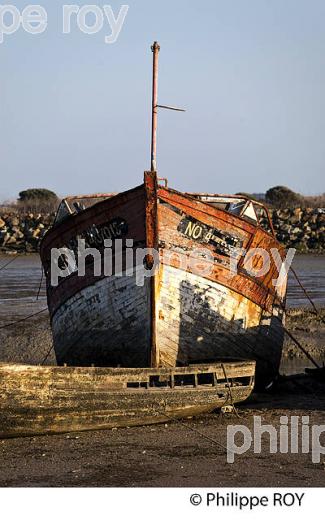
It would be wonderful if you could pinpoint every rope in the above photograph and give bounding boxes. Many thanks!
[36,267,44,301]
[161,412,235,456]
[290,266,319,316]
[0,255,18,271]
[160,367,245,456]
[260,264,323,370]
[221,363,240,418]
[273,314,320,369]
[40,343,54,365]
[0,308,48,330]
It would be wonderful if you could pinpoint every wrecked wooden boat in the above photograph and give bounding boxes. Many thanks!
[0,360,255,438]
[40,42,288,387]
[40,177,287,387]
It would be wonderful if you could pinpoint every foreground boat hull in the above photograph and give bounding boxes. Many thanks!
[0,361,255,438]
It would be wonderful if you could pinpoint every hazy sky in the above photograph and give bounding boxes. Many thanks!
[1,0,324,200]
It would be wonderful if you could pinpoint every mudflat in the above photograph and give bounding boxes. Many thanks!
[1,252,324,488]
[1,386,325,487]
[1,308,325,367]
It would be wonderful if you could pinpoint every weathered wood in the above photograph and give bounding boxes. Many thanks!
[0,361,255,438]
[144,171,159,368]
[155,194,286,384]
[157,189,286,308]
[40,176,287,386]
[51,271,151,367]
[41,185,147,315]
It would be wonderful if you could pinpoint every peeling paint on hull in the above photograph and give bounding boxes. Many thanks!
[155,265,284,385]
[51,269,151,367]
[40,174,287,386]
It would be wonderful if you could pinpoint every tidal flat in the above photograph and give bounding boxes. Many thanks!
[0,254,324,487]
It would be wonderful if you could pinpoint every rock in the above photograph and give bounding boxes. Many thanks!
[0,206,324,253]
[2,233,11,245]
[32,229,41,238]
[281,224,291,233]
[13,230,24,240]
[7,216,20,227]
[290,216,300,225]
[290,208,303,224]
[6,236,17,245]
[270,206,324,252]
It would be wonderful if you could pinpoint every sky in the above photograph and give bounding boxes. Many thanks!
[1,0,325,201]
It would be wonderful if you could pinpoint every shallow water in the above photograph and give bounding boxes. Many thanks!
[280,356,325,376]
[287,254,325,309]
[0,254,47,324]
[1,253,324,317]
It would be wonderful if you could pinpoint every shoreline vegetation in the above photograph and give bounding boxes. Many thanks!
[0,206,324,253]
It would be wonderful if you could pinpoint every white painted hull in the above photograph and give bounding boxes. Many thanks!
[52,269,151,367]
[155,265,284,383]
[52,265,284,385]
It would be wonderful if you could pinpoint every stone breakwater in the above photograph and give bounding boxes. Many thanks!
[271,207,325,252]
[0,207,324,252]
[0,213,54,252]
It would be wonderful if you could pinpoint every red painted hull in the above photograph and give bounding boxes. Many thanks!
[40,173,287,386]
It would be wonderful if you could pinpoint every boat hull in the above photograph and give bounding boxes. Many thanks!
[52,270,151,367]
[155,264,284,382]
[0,361,255,438]
[40,174,287,386]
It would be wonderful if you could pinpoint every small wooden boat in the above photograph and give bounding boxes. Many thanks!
[0,360,255,438]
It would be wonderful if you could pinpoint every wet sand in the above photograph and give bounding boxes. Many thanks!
[1,309,325,487]
[282,308,325,366]
[1,254,325,487]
